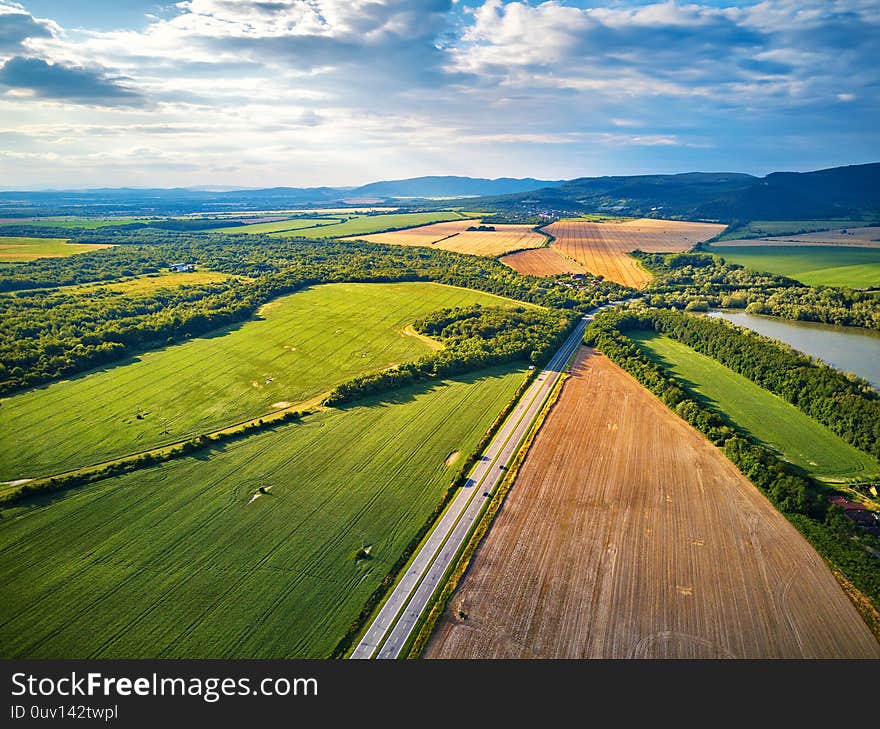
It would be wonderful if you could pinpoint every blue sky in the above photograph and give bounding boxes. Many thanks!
[0,0,877,188]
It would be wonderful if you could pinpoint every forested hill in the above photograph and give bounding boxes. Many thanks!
[460,163,880,222]
[2,163,877,221]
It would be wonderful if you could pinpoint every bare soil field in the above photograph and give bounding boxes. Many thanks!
[721,226,880,248]
[426,348,880,659]
[544,218,725,287]
[351,221,547,257]
[500,247,587,276]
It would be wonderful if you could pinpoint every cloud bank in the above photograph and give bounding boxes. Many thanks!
[0,0,877,186]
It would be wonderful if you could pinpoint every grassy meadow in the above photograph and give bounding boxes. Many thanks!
[0,365,526,658]
[0,236,112,261]
[709,245,880,288]
[78,270,235,294]
[631,332,880,482]
[0,282,525,480]
[715,220,873,242]
[206,217,342,234]
[269,212,466,239]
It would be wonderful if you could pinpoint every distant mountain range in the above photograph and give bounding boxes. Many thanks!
[466,163,880,221]
[0,165,877,222]
[0,176,563,216]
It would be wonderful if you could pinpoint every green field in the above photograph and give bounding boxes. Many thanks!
[0,218,147,230]
[630,331,880,481]
[715,219,872,242]
[206,217,341,234]
[0,236,112,261]
[0,364,526,658]
[0,282,525,480]
[270,211,466,239]
[708,245,880,288]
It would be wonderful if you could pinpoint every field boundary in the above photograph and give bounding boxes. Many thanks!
[0,395,325,505]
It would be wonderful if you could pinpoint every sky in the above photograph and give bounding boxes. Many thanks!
[0,0,877,188]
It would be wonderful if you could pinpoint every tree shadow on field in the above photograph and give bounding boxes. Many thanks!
[329,364,522,412]
[0,477,112,513]
[626,331,803,474]
[21,317,258,396]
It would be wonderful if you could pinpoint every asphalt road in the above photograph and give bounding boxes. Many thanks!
[350,308,602,659]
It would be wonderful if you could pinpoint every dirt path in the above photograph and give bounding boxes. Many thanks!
[425,347,880,658]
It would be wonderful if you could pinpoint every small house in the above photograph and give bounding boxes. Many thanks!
[828,495,879,528]
[169,262,195,273]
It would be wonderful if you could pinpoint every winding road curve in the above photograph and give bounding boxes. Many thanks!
[351,305,610,659]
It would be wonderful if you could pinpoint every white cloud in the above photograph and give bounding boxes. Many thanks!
[0,0,876,186]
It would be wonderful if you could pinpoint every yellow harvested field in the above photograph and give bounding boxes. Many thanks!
[723,226,880,248]
[350,220,547,257]
[544,218,725,287]
[426,348,880,659]
[439,226,546,256]
[500,247,587,277]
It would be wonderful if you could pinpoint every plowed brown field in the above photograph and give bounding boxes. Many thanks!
[351,221,546,257]
[500,247,587,276]
[544,218,725,287]
[426,348,880,659]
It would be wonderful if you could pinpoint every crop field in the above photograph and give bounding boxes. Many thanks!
[426,348,880,659]
[346,219,478,245]
[716,220,873,242]
[544,218,725,287]
[353,220,547,257]
[708,245,880,288]
[0,282,522,480]
[206,218,342,234]
[0,236,113,261]
[0,365,527,658]
[437,226,546,257]
[500,247,587,276]
[270,212,465,239]
[630,332,880,481]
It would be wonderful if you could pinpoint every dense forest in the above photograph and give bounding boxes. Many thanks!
[585,308,880,611]
[0,232,624,395]
[325,306,572,406]
[637,251,880,330]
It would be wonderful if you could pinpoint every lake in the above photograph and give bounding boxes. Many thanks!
[707,310,880,390]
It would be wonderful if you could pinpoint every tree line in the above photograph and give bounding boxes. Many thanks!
[635,251,880,330]
[325,305,572,406]
[599,307,880,459]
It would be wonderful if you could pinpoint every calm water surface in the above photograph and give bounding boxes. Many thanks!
[708,310,880,390]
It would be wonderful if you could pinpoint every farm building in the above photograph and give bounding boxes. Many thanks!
[828,495,879,528]
[168,262,195,272]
